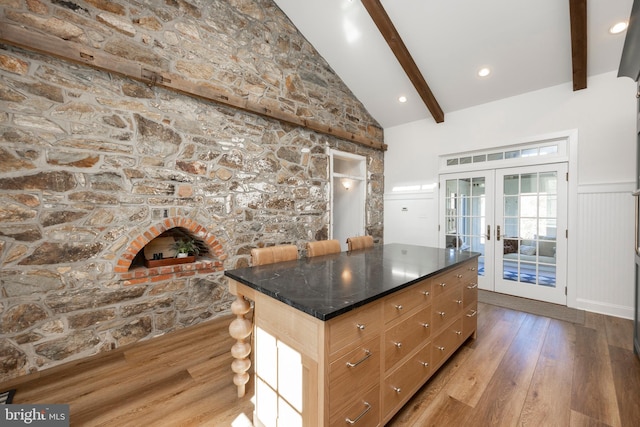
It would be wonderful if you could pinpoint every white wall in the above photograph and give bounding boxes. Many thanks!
[384,71,637,318]
[333,178,365,251]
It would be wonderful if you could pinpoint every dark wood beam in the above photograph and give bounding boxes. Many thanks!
[569,0,587,90]
[0,23,387,151]
[361,0,445,123]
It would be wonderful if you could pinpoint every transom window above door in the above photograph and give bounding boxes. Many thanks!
[440,137,568,172]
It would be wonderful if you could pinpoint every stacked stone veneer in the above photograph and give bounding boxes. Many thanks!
[0,0,384,382]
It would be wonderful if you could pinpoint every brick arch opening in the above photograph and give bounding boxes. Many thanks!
[115,217,226,285]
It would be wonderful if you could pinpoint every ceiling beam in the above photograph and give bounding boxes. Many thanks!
[0,23,386,151]
[569,0,587,90]
[361,0,445,123]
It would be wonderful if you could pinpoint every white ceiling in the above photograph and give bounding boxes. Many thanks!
[273,0,634,129]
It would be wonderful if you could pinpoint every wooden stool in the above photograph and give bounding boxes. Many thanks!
[250,244,298,266]
[346,235,374,251]
[306,239,341,257]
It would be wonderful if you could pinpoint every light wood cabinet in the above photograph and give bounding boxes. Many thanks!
[331,385,380,427]
[326,303,383,426]
[380,258,477,423]
[328,302,382,356]
[384,305,431,371]
[383,341,432,417]
[383,278,431,323]
[228,255,478,426]
[328,336,380,420]
[431,318,464,369]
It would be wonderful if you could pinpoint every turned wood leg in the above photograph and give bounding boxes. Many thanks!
[229,293,252,398]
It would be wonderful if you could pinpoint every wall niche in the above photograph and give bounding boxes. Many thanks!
[130,227,210,270]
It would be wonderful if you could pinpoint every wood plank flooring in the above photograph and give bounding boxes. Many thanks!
[3,302,639,426]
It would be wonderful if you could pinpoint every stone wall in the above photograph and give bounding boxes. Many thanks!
[0,0,384,382]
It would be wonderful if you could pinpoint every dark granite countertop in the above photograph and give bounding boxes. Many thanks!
[224,243,480,321]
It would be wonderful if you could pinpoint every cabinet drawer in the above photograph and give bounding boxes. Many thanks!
[329,336,380,415]
[463,282,478,307]
[432,260,477,298]
[384,279,432,324]
[330,385,380,427]
[432,288,463,331]
[431,318,464,368]
[431,266,464,298]
[463,303,478,338]
[461,260,478,283]
[328,301,382,355]
[384,305,431,371]
[383,343,432,418]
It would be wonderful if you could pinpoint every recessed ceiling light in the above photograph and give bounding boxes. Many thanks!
[478,67,491,77]
[609,21,628,34]
[398,95,407,103]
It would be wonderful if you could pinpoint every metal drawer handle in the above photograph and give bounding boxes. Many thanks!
[436,345,445,351]
[345,401,371,425]
[439,282,446,287]
[457,274,463,278]
[393,386,402,394]
[437,311,446,317]
[456,299,463,305]
[346,349,372,368]
[394,342,402,349]
[356,323,365,330]
[466,310,478,318]
[467,284,478,289]
[469,266,477,271]
[420,361,429,367]
[422,290,430,296]
[395,304,403,310]
[421,322,429,328]
[455,330,462,336]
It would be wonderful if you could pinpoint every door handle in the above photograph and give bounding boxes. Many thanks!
[496,225,501,241]
[486,225,491,240]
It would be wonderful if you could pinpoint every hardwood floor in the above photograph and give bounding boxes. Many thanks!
[388,303,639,427]
[3,302,639,426]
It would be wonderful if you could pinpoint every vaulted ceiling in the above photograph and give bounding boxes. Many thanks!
[273,0,634,129]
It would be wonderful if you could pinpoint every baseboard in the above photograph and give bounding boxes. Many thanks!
[575,298,634,320]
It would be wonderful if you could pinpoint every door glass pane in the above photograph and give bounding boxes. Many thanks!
[520,218,537,239]
[445,177,486,278]
[504,175,519,195]
[521,173,537,193]
[520,195,537,217]
[504,196,518,216]
[446,180,457,195]
[459,178,471,196]
[504,217,518,238]
[472,179,485,196]
[540,172,557,193]
[538,195,557,218]
[502,172,557,287]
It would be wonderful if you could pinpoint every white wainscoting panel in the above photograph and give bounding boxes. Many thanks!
[384,191,437,247]
[575,183,635,319]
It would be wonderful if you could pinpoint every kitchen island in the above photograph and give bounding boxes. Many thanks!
[225,244,479,426]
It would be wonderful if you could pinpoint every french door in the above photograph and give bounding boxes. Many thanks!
[494,164,567,304]
[440,163,567,305]
[440,171,495,291]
